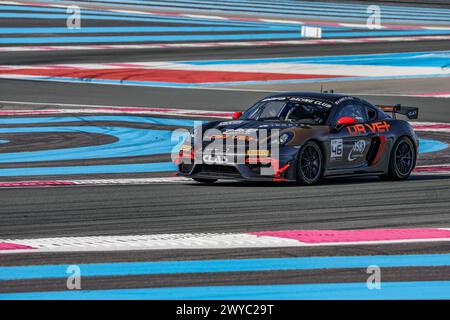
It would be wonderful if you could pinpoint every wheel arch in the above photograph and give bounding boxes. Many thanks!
[297,138,329,173]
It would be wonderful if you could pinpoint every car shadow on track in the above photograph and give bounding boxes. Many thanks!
[186,174,450,188]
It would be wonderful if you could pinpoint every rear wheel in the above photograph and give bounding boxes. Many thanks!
[297,141,324,185]
[192,178,217,184]
[382,137,416,180]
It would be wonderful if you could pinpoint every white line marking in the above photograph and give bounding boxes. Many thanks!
[72,177,192,185]
[0,233,301,253]
[260,19,303,24]
[182,14,228,20]
[339,23,385,29]
[0,177,193,189]
[0,101,232,118]
[2,231,450,253]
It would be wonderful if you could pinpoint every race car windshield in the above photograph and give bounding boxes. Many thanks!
[284,102,330,125]
[243,100,287,120]
[242,99,331,124]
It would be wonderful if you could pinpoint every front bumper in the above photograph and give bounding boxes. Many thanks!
[176,147,299,182]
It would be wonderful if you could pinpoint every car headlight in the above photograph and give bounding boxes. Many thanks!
[279,132,293,145]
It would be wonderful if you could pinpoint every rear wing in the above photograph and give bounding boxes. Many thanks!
[377,104,419,120]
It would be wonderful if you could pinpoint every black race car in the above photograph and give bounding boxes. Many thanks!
[176,92,419,185]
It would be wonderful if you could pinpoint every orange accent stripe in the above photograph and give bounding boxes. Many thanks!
[275,163,290,178]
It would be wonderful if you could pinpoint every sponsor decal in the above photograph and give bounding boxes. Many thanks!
[218,120,243,126]
[347,121,391,135]
[289,97,333,108]
[407,109,418,118]
[203,128,258,141]
[258,123,292,128]
[331,139,343,160]
[175,124,281,175]
[261,97,286,102]
[348,140,367,161]
[224,128,258,135]
[203,154,230,165]
[180,145,192,152]
[261,97,333,108]
[335,96,355,104]
[206,134,255,141]
[247,149,270,157]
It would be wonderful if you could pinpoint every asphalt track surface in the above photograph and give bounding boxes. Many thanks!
[1,77,450,295]
[2,40,450,65]
[0,173,449,239]
[0,0,450,298]
[1,77,450,123]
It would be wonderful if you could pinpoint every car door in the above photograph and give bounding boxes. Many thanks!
[327,100,374,170]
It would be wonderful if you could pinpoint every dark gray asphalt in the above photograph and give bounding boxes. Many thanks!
[0,81,449,294]
[1,175,449,239]
[2,266,450,293]
[0,29,449,293]
[1,40,449,65]
[1,78,450,123]
[0,78,449,243]
[5,242,450,266]
[326,0,450,8]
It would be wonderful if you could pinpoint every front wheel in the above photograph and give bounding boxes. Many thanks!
[192,178,217,184]
[297,141,324,185]
[382,137,416,180]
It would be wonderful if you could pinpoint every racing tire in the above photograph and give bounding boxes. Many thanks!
[192,178,217,184]
[296,141,324,185]
[382,136,416,180]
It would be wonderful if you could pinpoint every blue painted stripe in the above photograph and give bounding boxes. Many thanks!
[74,0,450,23]
[114,0,450,16]
[71,0,450,15]
[147,0,450,17]
[40,0,450,24]
[184,51,450,68]
[1,281,449,300]
[0,116,195,163]
[0,25,296,34]
[0,116,195,174]
[0,162,176,176]
[322,30,450,38]
[2,29,449,43]
[419,139,448,154]
[0,126,183,163]
[0,13,263,26]
[0,125,173,161]
[0,115,196,126]
[0,4,272,26]
[1,254,450,281]
[239,0,450,14]
[0,4,272,27]
[0,4,291,27]
[0,33,305,44]
[0,116,194,127]
[187,0,450,15]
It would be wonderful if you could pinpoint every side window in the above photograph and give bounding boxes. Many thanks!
[336,102,367,124]
[366,106,377,121]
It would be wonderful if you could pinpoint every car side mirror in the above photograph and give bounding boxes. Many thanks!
[337,116,357,126]
[334,116,357,131]
[232,111,243,120]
